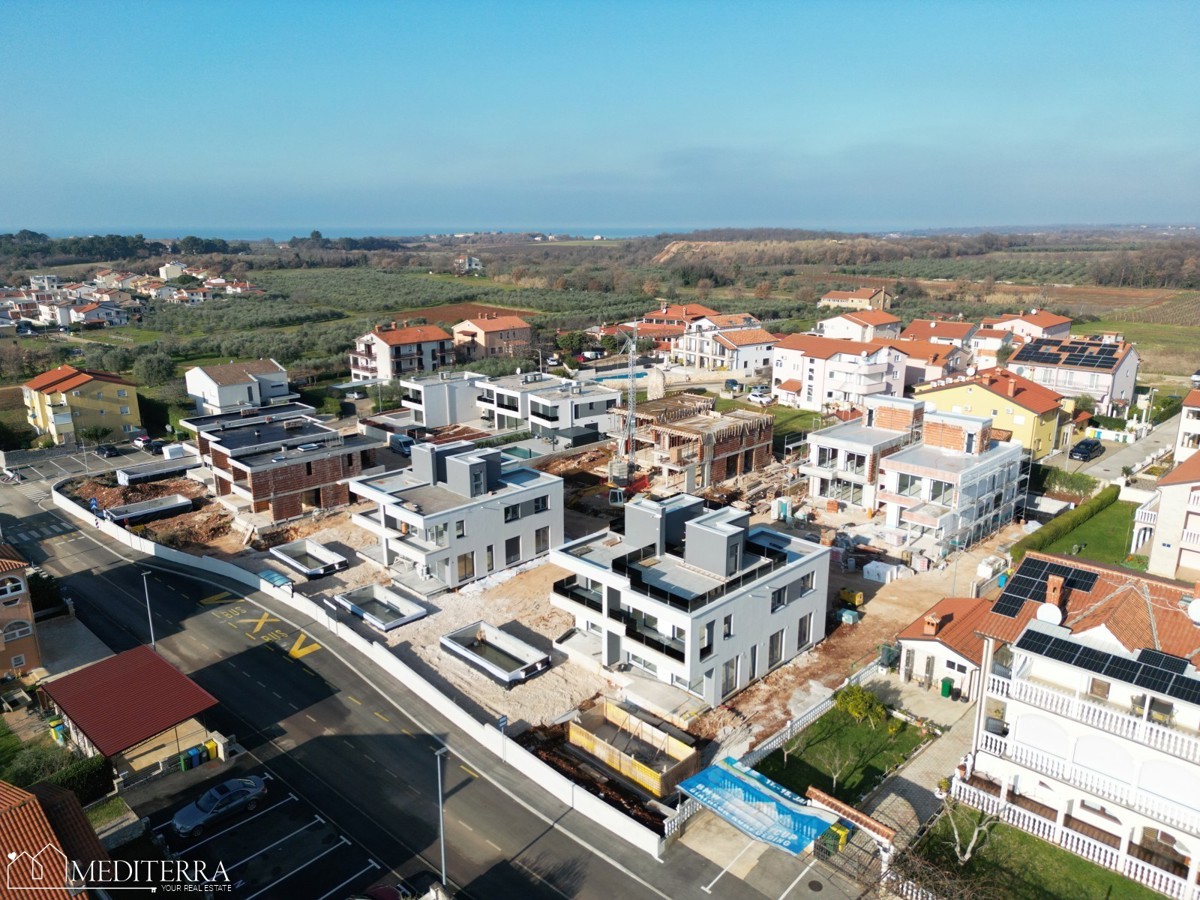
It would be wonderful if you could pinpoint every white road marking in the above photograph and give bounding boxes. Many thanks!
[316,859,381,900]
[486,839,502,852]
[702,838,756,894]
[778,860,816,900]
[177,794,297,851]
[243,835,350,900]
[226,816,322,870]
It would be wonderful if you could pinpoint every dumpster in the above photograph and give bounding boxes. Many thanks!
[195,744,210,764]
[941,677,954,698]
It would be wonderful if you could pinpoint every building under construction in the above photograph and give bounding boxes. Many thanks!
[612,394,774,493]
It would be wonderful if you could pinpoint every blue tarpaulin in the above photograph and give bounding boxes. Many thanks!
[258,570,293,587]
[678,757,837,856]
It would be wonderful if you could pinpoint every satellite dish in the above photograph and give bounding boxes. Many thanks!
[966,366,977,376]
[1188,600,1200,626]
[1036,604,1064,626]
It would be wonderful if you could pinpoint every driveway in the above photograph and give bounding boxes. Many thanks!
[1057,413,1180,482]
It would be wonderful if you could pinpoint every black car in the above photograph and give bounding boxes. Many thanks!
[95,445,119,458]
[1069,438,1104,462]
[145,440,167,454]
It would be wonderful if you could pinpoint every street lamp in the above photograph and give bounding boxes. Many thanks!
[435,746,449,886]
[141,570,156,650]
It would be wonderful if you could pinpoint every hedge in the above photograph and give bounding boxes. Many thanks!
[1029,464,1100,500]
[1011,485,1120,563]
[39,754,114,806]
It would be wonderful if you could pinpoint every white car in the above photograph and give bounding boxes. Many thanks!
[747,392,773,406]
[345,391,366,400]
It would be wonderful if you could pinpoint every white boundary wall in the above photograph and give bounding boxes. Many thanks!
[53,482,668,857]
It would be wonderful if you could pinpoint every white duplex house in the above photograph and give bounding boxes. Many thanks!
[771,335,907,412]
[184,359,295,415]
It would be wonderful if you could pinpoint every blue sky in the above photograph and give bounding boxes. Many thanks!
[3,1,1197,235]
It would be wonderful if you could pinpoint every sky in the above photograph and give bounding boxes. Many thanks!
[3,0,1197,235]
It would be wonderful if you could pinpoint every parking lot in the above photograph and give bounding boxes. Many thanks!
[4,447,134,483]
[146,765,382,898]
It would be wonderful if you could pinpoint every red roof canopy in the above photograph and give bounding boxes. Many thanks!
[42,646,217,757]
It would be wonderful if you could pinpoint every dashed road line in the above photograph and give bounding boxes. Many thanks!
[373,711,389,723]
[486,839,502,852]
[347,695,362,706]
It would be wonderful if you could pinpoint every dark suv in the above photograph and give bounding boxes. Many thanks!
[1069,438,1103,462]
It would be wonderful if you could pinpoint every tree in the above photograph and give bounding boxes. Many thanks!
[941,798,1000,865]
[1074,393,1097,415]
[996,344,1015,367]
[78,425,113,447]
[695,278,713,301]
[834,684,887,729]
[635,337,655,354]
[641,278,661,298]
[814,744,856,796]
[754,280,772,300]
[556,331,592,354]
[132,352,175,386]
[100,347,134,372]
[599,334,624,355]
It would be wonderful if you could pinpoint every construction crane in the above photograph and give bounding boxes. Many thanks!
[609,325,639,506]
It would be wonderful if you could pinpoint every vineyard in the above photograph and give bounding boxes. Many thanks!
[836,251,1094,284]
[1106,291,1200,325]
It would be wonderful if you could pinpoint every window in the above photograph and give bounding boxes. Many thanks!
[533,495,548,513]
[471,470,484,496]
[797,571,814,594]
[505,536,521,565]
[769,630,785,668]
[796,613,812,651]
[456,552,475,582]
[504,505,520,523]
[304,462,313,476]
[535,526,550,555]
[455,520,465,538]
[628,653,658,676]
[119,406,130,416]
[95,391,104,400]
[485,545,494,572]
[116,389,128,398]
[723,614,733,639]
[10,655,24,669]
[1088,678,1110,701]
[123,424,135,433]
[721,658,738,697]
[700,621,715,659]
[770,587,788,613]
[2,621,31,641]
[0,576,23,598]
[945,660,967,673]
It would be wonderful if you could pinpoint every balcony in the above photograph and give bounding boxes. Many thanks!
[608,607,686,663]
[1000,675,1200,768]
[401,392,423,406]
[1183,530,1200,550]
[552,576,603,613]
[531,407,560,423]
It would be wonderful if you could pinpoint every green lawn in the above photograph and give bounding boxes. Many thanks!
[0,719,21,773]
[1042,500,1138,566]
[85,795,132,829]
[755,707,926,802]
[919,803,1161,900]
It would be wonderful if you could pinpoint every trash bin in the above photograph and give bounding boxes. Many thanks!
[998,573,1009,589]
[179,752,191,772]
[187,747,201,769]
[204,739,219,761]
[941,677,954,698]
[196,744,210,764]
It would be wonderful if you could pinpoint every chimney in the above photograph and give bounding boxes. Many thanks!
[390,320,397,330]
[1046,574,1065,609]
[923,614,942,636]
[1007,377,1017,398]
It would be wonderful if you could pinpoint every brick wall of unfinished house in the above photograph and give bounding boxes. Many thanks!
[247,448,374,522]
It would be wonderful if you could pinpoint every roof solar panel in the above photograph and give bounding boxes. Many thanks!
[1047,638,1081,664]
[993,592,1027,618]
[1016,630,1053,654]
[1104,656,1140,682]
[1168,678,1200,705]
[1135,666,1175,694]
[1075,647,1108,673]
[1138,649,1190,675]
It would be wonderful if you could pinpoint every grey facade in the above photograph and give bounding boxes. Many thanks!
[397,370,484,428]
[550,494,830,705]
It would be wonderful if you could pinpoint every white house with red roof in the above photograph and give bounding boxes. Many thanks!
[816,309,902,343]
[896,596,991,699]
[985,309,1073,341]
[962,553,1200,896]
[968,327,1017,367]
[771,335,907,411]
[349,322,453,381]
[898,318,977,348]
[669,312,777,371]
[1140,450,1200,580]
[68,301,128,327]
[1175,390,1200,463]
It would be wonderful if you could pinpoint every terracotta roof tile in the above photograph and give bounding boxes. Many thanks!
[773,334,897,360]
[369,324,451,346]
[0,781,76,899]
[838,309,900,327]
[714,328,779,349]
[900,319,975,341]
[1158,451,1200,487]
[1184,389,1200,409]
[916,367,1063,415]
[777,379,804,393]
[193,359,285,387]
[23,366,133,394]
[454,316,530,333]
[897,596,989,665]
[0,544,28,573]
[642,304,718,322]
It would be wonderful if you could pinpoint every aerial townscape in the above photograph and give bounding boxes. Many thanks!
[0,4,1197,900]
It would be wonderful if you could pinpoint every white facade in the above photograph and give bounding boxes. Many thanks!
[69,302,129,327]
[816,313,902,343]
[669,314,777,371]
[550,495,830,706]
[476,371,620,434]
[1176,395,1200,463]
[349,325,453,382]
[184,359,293,415]
[1009,340,1140,416]
[771,336,907,412]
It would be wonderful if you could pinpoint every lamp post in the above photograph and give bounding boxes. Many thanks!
[141,570,156,650]
[435,746,449,886]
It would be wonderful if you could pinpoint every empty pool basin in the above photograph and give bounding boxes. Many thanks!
[270,539,349,578]
[440,620,551,686]
[333,584,426,631]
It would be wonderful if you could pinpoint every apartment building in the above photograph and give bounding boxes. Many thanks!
[476,371,620,434]
[875,339,965,387]
[876,407,1024,553]
[451,315,532,361]
[184,359,294,415]
[800,396,923,511]
[817,287,892,311]
[816,310,902,343]
[349,322,453,382]
[961,553,1200,897]
[913,368,1068,461]
[984,309,1073,341]
[669,313,778,371]
[22,365,142,446]
[1009,337,1139,415]
[180,404,386,524]
[640,303,719,328]
[1175,390,1200,463]
[397,370,486,428]
[0,545,39,677]
[1138,452,1200,581]
[348,440,563,593]
[771,335,907,412]
[898,318,978,349]
[550,494,830,705]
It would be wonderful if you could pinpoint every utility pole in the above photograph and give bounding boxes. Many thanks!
[142,570,156,650]
[435,746,449,886]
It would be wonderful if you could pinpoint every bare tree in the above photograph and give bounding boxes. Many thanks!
[941,798,999,865]
[815,744,857,796]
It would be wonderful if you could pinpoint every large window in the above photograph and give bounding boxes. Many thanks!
[504,505,520,523]
[768,629,785,668]
[3,621,31,642]
[721,658,738,698]
[0,576,24,598]
[770,587,788,613]
[796,613,812,651]
[535,526,550,555]
[533,495,548,514]
[456,552,475,582]
[505,536,521,566]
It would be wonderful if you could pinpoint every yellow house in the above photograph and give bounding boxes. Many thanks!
[0,544,40,676]
[913,367,1068,460]
[22,364,142,446]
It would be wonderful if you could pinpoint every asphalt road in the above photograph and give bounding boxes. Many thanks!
[1,478,860,900]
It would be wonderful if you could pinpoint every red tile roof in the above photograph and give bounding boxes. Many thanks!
[23,365,133,394]
[26,782,108,870]
[704,313,760,328]
[837,309,900,327]
[899,319,975,341]
[369,324,452,346]
[773,334,897,360]
[0,781,77,899]
[42,646,217,757]
[1159,450,1200,487]
[821,287,886,302]
[916,367,1063,415]
[1184,389,1200,409]
[1021,310,1072,328]
[777,379,804,393]
[0,544,28,573]
[641,304,718,322]
[897,597,990,666]
[454,315,531,333]
[714,328,779,349]
[875,338,954,366]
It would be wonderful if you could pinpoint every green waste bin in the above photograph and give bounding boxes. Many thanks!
[941,677,954,697]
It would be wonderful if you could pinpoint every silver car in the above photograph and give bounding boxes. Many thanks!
[172,776,266,837]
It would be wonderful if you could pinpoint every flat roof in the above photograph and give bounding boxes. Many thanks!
[234,433,385,469]
[530,380,619,401]
[180,402,314,431]
[810,419,911,449]
[209,418,330,452]
[483,372,565,393]
[398,370,482,386]
[882,439,1020,477]
[354,464,554,514]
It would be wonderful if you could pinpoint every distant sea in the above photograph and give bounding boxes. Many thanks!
[40,226,680,241]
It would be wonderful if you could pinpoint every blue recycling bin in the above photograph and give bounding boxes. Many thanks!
[187,747,202,769]
[998,573,1009,589]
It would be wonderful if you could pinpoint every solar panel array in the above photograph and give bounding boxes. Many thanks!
[1015,630,1200,706]
[992,557,1100,618]
[1011,339,1120,371]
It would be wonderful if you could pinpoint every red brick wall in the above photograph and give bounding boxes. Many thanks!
[245,448,375,521]
[875,405,918,432]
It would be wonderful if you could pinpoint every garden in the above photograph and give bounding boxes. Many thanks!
[1041,500,1139,567]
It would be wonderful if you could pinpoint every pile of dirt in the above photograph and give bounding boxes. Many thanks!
[150,498,233,549]
[539,447,611,477]
[69,476,208,510]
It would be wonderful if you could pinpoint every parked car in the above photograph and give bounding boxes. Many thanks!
[345,390,366,400]
[94,445,119,458]
[724,378,742,392]
[131,435,151,450]
[746,392,773,406]
[146,440,167,455]
[1192,369,1200,389]
[749,385,770,397]
[171,776,266,837]
[1069,438,1104,462]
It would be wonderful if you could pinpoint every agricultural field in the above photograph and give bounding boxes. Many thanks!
[838,250,1095,285]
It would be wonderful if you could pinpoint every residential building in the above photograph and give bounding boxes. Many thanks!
[968,328,1016,368]
[1,779,108,900]
[963,553,1200,897]
[816,310,902,343]
[913,368,1069,460]
[180,404,386,524]
[800,396,923,511]
[985,309,1073,341]
[28,274,60,291]
[0,544,39,677]
[348,440,564,594]
[898,318,977,348]
[170,286,212,304]
[640,303,719,328]
[669,313,778,371]
[877,407,1024,552]
[22,365,142,445]
[817,287,893,311]
[619,394,774,493]
[452,255,483,275]
[451,314,532,361]
[876,339,965,388]
[550,494,830,705]
[1140,452,1200,581]
[477,371,620,434]
[1008,337,1139,415]
[896,596,989,699]
[69,301,129,328]
[397,370,486,428]
[349,322,453,382]
[183,359,294,415]
[771,335,907,412]
[1174,390,1200,463]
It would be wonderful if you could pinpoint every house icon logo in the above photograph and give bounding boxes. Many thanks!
[6,844,70,892]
